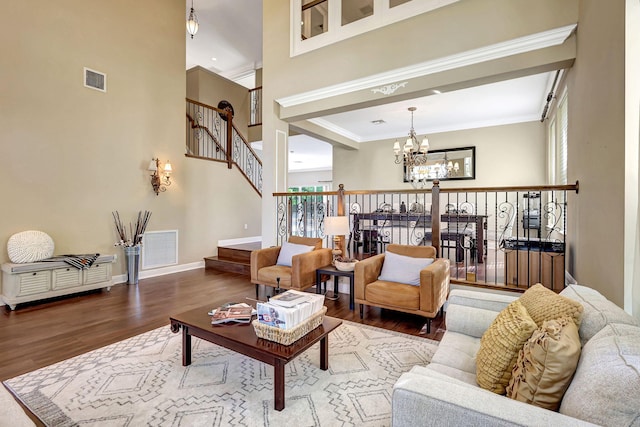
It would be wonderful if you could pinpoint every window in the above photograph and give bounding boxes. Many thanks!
[288,186,327,237]
[292,0,459,56]
[302,0,328,40]
[547,89,568,234]
[549,90,568,185]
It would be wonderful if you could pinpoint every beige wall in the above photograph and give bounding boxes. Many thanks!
[0,0,260,283]
[334,122,545,190]
[565,0,629,307]
[627,0,640,319]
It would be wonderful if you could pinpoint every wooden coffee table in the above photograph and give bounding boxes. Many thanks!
[170,306,342,411]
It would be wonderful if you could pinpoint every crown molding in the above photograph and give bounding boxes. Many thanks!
[276,24,576,109]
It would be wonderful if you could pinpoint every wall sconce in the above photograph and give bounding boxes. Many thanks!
[148,158,172,195]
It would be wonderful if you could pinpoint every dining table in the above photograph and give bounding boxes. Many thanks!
[351,211,488,263]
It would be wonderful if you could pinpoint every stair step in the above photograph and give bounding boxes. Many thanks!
[204,257,250,275]
[205,242,261,275]
[217,242,261,263]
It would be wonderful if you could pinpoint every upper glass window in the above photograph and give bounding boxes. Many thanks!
[292,0,459,56]
[342,0,374,26]
[302,0,329,40]
[389,0,412,7]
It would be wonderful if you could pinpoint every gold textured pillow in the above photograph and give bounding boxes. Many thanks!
[507,317,581,411]
[519,284,583,328]
[476,300,537,394]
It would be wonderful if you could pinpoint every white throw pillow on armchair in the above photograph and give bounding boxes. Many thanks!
[378,251,434,286]
[276,241,314,267]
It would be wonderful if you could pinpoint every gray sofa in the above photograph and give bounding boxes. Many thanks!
[392,285,640,426]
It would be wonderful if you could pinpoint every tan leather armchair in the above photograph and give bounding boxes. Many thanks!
[354,244,450,333]
[250,236,332,297]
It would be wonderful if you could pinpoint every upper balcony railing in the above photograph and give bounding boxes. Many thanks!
[186,98,262,196]
[272,181,579,293]
[249,86,262,127]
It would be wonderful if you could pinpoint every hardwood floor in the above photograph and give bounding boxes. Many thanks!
[0,267,445,383]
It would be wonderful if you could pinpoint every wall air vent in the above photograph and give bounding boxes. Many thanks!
[84,67,106,92]
[142,230,178,269]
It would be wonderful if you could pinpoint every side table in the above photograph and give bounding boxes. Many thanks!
[315,265,355,310]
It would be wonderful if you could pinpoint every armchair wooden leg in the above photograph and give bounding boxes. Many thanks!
[255,284,259,299]
[426,318,431,334]
[359,304,364,319]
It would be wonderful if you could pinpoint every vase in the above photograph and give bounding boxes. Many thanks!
[124,245,141,285]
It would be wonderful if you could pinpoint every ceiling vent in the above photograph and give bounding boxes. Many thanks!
[84,67,106,92]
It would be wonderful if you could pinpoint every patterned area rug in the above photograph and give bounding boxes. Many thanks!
[5,321,438,426]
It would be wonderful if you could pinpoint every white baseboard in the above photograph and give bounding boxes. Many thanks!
[217,236,261,247]
[113,261,205,285]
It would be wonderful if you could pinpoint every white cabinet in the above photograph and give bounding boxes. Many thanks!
[1,255,116,309]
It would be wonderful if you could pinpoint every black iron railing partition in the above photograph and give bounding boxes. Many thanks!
[186,98,262,196]
[273,181,579,292]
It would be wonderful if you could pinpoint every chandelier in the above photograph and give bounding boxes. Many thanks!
[393,107,430,189]
[186,0,199,39]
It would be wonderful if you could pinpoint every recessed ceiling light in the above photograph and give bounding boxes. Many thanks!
[431,89,442,94]
[211,57,217,61]
[371,119,386,125]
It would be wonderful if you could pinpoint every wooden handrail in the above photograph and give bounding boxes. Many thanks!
[185,113,227,155]
[273,182,579,197]
[248,86,263,93]
[232,123,263,166]
[186,97,228,115]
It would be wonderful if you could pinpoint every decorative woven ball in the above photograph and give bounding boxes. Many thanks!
[7,230,55,263]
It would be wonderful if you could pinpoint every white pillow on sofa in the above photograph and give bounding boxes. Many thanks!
[276,241,314,267]
[378,251,434,286]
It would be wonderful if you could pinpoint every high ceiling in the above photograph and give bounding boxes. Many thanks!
[185,1,554,172]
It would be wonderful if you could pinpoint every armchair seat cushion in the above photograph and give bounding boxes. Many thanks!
[257,265,292,288]
[366,280,420,310]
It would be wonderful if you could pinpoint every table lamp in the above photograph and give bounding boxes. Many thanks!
[324,216,350,262]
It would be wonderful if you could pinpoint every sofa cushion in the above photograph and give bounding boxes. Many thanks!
[378,251,434,286]
[559,323,640,426]
[275,241,314,267]
[518,284,583,328]
[476,300,537,394]
[445,304,502,339]
[431,331,480,376]
[560,284,639,344]
[507,317,581,411]
[448,289,517,312]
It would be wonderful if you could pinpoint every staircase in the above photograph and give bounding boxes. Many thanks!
[185,98,262,196]
[204,242,262,275]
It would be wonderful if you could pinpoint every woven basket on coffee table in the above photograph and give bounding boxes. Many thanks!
[252,306,327,345]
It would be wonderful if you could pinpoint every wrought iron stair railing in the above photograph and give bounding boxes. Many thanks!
[186,98,262,196]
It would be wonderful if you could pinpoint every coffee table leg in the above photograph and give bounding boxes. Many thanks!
[320,336,328,370]
[182,326,191,366]
[274,360,285,411]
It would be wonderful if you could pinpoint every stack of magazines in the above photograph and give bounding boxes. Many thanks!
[209,302,256,324]
[257,290,324,330]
